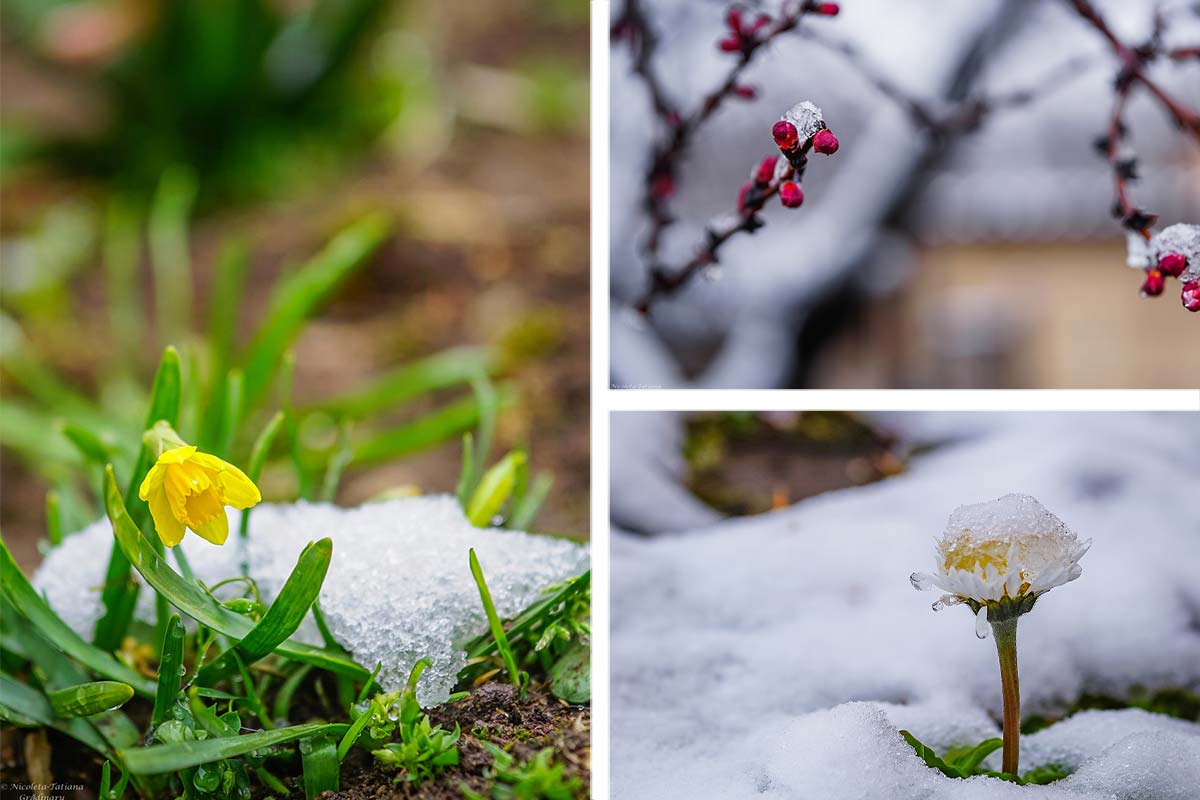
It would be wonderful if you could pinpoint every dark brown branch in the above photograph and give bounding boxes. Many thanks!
[1065,0,1200,139]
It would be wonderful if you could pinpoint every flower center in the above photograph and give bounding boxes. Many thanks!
[942,533,1009,575]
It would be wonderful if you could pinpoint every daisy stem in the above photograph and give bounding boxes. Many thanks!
[991,616,1021,776]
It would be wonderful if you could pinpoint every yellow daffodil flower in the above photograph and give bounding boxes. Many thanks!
[138,432,261,547]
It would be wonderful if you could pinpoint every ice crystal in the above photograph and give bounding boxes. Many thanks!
[779,101,826,143]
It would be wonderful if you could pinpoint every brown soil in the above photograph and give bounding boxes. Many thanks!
[332,683,588,800]
[683,411,906,516]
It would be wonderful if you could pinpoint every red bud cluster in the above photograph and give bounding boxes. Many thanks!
[718,7,772,53]
[1140,250,1196,311]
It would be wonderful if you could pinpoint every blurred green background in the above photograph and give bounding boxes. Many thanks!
[0,0,591,567]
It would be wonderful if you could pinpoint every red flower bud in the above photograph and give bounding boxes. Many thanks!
[779,181,804,208]
[813,129,840,155]
[1141,269,1165,297]
[651,175,676,201]
[814,2,840,15]
[1182,280,1200,312]
[733,85,757,99]
[737,181,753,213]
[755,155,777,185]
[718,35,742,52]
[748,14,772,34]
[726,7,744,33]
[773,120,799,151]
[1158,251,1187,278]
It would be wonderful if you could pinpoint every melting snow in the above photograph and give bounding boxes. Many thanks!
[34,495,588,705]
[611,412,1200,799]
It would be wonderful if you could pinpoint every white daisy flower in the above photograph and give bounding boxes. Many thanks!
[910,493,1090,636]
[909,493,1090,777]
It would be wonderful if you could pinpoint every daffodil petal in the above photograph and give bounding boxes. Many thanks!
[183,490,225,531]
[147,488,186,547]
[191,512,229,546]
[164,466,194,521]
[218,469,261,509]
[187,452,261,509]
[138,462,167,501]
[157,445,198,464]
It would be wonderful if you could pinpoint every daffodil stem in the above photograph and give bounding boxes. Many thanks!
[991,616,1021,776]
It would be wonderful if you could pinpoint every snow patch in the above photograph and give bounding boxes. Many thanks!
[34,495,588,705]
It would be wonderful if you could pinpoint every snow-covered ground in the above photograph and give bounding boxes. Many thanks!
[611,411,1200,799]
[35,495,589,705]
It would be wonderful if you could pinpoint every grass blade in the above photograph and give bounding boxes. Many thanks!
[48,681,134,718]
[306,347,494,418]
[45,492,64,546]
[468,548,521,690]
[152,615,185,726]
[319,421,354,502]
[103,197,142,363]
[352,385,514,466]
[466,452,525,527]
[950,737,1005,774]
[214,368,244,458]
[0,674,114,757]
[239,410,285,545]
[102,467,367,681]
[61,423,115,465]
[507,471,553,531]
[149,166,196,344]
[240,214,392,410]
[465,377,498,494]
[455,433,475,507]
[208,238,249,383]
[120,722,344,774]
[301,735,340,799]
[900,730,963,779]
[272,664,313,724]
[196,538,332,684]
[463,571,589,661]
[0,538,155,696]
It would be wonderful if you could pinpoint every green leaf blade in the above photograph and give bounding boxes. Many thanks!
[241,214,392,410]
[120,722,344,774]
[196,538,333,683]
[48,681,135,718]
[152,615,185,726]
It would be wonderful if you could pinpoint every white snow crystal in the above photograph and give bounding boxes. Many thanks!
[33,495,588,705]
[779,100,826,143]
[611,412,1200,800]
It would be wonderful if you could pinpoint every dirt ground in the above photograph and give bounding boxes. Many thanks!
[334,683,588,800]
[682,411,906,516]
